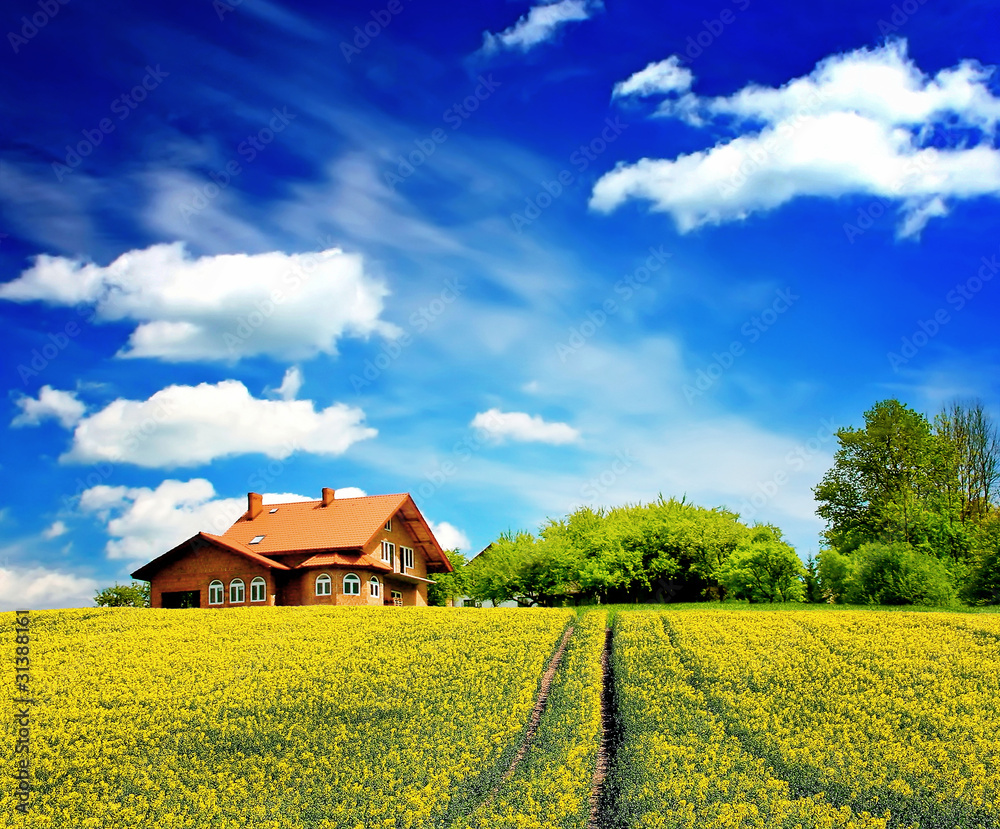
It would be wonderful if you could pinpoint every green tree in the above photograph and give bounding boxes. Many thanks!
[963,512,1000,604]
[717,526,805,603]
[94,581,150,607]
[814,399,938,552]
[427,550,468,606]
[816,548,852,602]
[803,554,822,602]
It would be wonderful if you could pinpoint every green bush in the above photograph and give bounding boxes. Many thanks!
[844,541,955,606]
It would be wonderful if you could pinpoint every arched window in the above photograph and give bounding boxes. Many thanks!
[250,577,266,603]
[369,577,381,599]
[229,578,245,603]
[208,580,224,605]
[343,573,361,596]
[315,573,332,596]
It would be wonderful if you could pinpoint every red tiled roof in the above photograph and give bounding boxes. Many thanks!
[297,551,391,571]
[221,492,451,570]
[130,531,291,581]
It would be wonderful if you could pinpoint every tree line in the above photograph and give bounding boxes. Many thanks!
[431,398,999,608]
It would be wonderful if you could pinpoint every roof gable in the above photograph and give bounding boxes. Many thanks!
[130,532,290,581]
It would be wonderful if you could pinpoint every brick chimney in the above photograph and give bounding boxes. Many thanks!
[247,492,263,520]
[321,487,335,506]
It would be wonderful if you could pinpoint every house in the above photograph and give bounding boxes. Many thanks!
[130,488,452,609]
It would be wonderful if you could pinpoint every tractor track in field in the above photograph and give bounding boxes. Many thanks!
[480,623,575,807]
[588,626,616,829]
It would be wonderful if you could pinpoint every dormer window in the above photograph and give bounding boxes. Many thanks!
[250,535,265,544]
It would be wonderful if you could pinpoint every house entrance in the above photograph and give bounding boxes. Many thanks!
[161,590,200,608]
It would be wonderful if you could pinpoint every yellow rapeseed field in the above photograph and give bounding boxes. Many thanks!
[5,605,998,828]
[610,609,1000,829]
[0,606,572,829]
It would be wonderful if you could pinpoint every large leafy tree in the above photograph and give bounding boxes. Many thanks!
[814,399,940,552]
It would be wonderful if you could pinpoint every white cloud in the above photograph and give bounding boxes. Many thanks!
[480,0,601,55]
[429,520,471,552]
[54,380,375,468]
[593,40,1000,236]
[471,408,580,444]
[613,56,693,98]
[333,487,367,499]
[0,243,399,362]
[78,478,315,562]
[0,565,100,611]
[42,520,68,539]
[12,386,85,428]
[274,366,303,401]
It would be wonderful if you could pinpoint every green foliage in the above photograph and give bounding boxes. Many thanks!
[717,525,806,603]
[817,548,852,603]
[803,554,822,603]
[427,550,468,606]
[964,513,1000,605]
[473,497,786,606]
[94,581,150,607]
[843,541,955,606]
[814,397,1000,604]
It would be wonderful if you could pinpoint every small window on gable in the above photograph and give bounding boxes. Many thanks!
[385,518,392,531]
[315,574,332,596]
[250,535,265,545]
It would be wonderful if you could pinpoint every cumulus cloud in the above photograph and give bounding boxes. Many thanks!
[471,408,580,444]
[0,243,399,362]
[12,386,85,428]
[78,478,316,562]
[613,56,693,98]
[480,0,601,55]
[0,565,100,611]
[42,520,68,539]
[429,520,471,552]
[594,40,1000,237]
[50,380,375,467]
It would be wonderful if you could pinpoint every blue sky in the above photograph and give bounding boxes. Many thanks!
[2,0,999,609]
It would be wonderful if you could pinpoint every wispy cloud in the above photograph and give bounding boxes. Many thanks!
[479,0,602,56]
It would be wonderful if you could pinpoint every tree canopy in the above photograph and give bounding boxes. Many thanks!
[814,398,1000,605]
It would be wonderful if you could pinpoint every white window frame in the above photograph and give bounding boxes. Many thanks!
[249,535,265,545]
[315,573,332,596]
[401,546,414,570]
[381,540,395,562]
[250,577,266,603]
[384,518,392,531]
[209,580,224,605]
[229,578,245,603]
[369,577,381,598]
[343,573,361,596]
